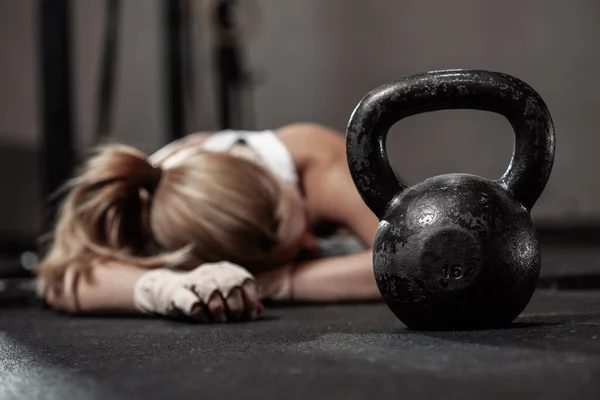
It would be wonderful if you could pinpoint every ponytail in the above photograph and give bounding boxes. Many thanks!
[37,144,192,294]
[37,141,285,295]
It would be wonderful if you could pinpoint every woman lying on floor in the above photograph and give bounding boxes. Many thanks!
[36,123,381,323]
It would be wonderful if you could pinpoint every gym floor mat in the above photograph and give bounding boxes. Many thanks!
[1,289,599,400]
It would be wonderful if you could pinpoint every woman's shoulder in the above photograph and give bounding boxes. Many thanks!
[276,123,346,170]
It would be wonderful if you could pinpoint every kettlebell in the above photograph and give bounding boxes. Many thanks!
[346,69,555,330]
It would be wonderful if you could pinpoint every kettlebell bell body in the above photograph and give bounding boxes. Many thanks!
[346,70,555,330]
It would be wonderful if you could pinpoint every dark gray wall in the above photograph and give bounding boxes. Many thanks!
[0,0,40,239]
[1,0,599,239]
[245,0,600,225]
[0,0,167,239]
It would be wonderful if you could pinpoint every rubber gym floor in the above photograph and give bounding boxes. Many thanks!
[0,234,599,400]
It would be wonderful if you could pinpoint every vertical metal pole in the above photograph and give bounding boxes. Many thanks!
[95,0,122,140]
[164,0,187,141]
[38,0,75,234]
[214,0,235,130]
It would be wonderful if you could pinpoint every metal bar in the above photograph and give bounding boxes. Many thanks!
[164,0,187,141]
[95,0,122,139]
[213,0,236,130]
[37,0,76,234]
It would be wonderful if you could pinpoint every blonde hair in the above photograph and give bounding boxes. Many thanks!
[36,142,282,292]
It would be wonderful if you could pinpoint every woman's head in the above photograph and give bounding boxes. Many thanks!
[151,146,284,268]
[265,182,318,266]
[37,141,313,290]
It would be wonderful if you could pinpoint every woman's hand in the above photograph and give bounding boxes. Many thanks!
[133,262,264,322]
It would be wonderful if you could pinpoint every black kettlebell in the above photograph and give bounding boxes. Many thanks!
[346,69,555,330]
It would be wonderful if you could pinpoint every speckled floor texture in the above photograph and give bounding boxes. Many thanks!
[0,290,598,400]
[1,240,600,400]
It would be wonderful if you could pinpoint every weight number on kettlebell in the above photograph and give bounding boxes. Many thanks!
[441,264,463,280]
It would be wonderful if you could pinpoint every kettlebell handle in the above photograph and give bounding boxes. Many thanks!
[346,69,555,219]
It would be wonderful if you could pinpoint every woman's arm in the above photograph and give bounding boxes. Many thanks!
[256,251,380,302]
[42,260,263,322]
[262,124,383,302]
[278,123,379,245]
[290,251,379,301]
[43,261,149,314]
[287,156,382,302]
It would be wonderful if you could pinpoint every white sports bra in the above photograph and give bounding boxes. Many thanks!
[150,130,299,186]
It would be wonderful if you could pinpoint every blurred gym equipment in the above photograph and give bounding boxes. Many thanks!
[0,0,199,286]
[209,0,259,130]
[0,0,76,284]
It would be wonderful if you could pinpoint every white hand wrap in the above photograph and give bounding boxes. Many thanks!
[133,262,254,316]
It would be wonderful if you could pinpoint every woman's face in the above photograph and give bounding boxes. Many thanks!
[228,144,318,268]
[266,181,318,267]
